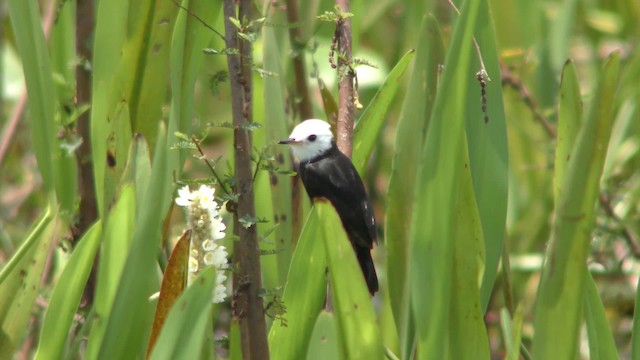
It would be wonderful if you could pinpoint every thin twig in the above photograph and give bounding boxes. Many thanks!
[446,0,491,82]
[0,92,27,167]
[500,64,557,138]
[334,1,354,158]
[599,193,640,258]
[284,0,313,241]
[169,0,225,41]
[223,0,270,357]
[191,136,233,197]
[251,148,262,184]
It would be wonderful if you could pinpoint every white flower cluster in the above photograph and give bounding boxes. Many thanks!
[175,185,228,303]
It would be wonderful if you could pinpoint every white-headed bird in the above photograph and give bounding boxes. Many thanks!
[279,119,378,295]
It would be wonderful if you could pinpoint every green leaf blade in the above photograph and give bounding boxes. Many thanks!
[35,221,103,360]
[532,52,621,360]
[268,211,327,359]
[317,202,383,360]
[409,0,483,358]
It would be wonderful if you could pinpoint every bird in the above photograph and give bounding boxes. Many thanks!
[279,119,378,295]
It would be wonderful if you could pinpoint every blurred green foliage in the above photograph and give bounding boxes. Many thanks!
[1,0,639,358]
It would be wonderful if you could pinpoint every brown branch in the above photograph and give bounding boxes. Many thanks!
[335,1,354,158]
[284,0,313,242]
[74,0,99,305]
[285,0,313,120]
[223,0,269,358]
[599,193,640,258]
[500,63,557,138]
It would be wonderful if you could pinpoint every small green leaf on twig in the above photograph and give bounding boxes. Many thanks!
[262,293,288,327]
[258,287,283,297]
[317,5,354,22]
[252,66,279,78]
[351,58,378,69]
[218,192,240,203]
[239,215,269,228]
[208,71,228,95]
[238,32,257,43]
[228,17,242,30]
[65,103,92,126]
[170,141,197,150]
[60,136,83,155]
[249,17,266,28]
[215,336,230,348]
[240,121,262,131]
[174,132,191,141]
[202,48,239,55]
[260,248,284,256]
[208,121,234,129]
[261,223,280,239]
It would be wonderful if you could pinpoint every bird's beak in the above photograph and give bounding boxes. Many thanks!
[278,138,296,145]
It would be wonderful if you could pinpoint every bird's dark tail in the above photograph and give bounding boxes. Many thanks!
[356,247,378,295]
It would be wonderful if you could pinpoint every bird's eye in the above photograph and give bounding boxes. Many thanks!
[307,135,317,142]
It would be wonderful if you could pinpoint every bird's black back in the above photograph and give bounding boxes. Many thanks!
[298,144,378,294]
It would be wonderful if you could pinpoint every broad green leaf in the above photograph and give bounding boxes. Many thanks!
[129,0,180,146]
[584,272,618,360]
[49,2,78,214]
[351,49,414,173]
[104,101,132,213]
[306,311,340,360]
[317,202,383,360]
[35,221,102,360]
[7,0,58,194]
[120,134,152,208]
[409,0,482,358]
[97,124,171,358]
[85,185,136,359]
[149,267,216,360]
[554,60,582,202]
[449,141,489,360]
[90,0,178,216]
[532,52,620,360]
[385,15,444,359]
[466,0,509,311]
[0,205,56,353]
[168,0,221,170]
[90,0,129,216]
[268,211,326,359]
[147,230,190,357]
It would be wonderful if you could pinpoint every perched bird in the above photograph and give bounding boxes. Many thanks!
[279,119,378,295]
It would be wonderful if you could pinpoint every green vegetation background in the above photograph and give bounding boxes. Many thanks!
[1,0,639,359]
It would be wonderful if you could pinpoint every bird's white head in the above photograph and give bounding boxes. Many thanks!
[279,119,335,162]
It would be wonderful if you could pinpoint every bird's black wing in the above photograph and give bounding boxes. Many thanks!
[299,150,377,248]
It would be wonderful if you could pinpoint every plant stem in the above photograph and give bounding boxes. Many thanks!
[284,0,313,242]
[223,0,269,358]
[335,0,354,158]
[74,0,98,304]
